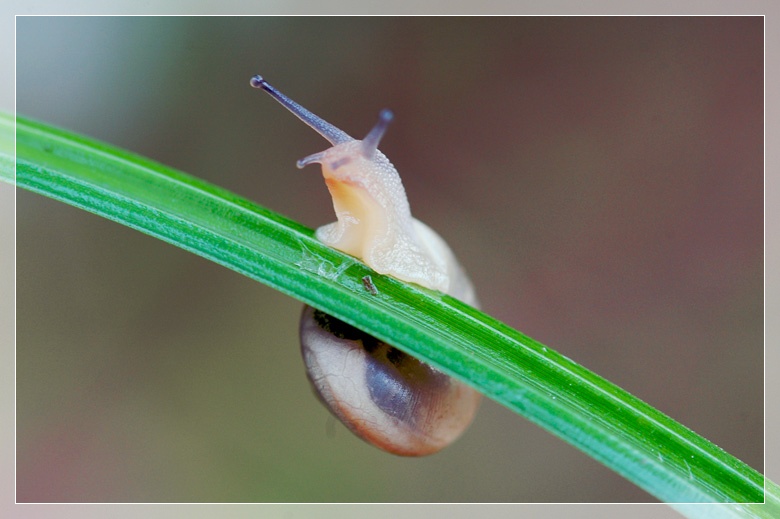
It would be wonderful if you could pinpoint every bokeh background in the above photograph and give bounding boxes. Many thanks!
[15,16,763,502]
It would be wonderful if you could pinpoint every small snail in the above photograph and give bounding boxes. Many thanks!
[251,75,480,456]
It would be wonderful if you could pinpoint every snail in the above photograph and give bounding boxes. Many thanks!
[251,75,480,456]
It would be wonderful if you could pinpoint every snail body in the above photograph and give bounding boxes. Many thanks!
[251,75,480,456]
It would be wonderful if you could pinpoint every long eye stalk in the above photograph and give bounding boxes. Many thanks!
[250,75,353,145]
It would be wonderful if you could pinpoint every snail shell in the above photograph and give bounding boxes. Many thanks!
[251,75,480,456]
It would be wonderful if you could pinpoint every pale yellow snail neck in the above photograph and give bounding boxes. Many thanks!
[250,75,450,293]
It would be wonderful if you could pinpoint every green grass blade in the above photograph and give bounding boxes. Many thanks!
[4,112,774,515]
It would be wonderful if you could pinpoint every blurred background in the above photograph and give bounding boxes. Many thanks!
[15,17,763,502]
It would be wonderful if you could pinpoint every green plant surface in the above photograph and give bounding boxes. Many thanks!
[5,112,775,517]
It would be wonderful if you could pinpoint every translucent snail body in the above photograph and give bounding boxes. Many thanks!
[251,75,480,456]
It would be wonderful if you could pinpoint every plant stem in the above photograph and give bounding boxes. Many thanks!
[4,112,774,516]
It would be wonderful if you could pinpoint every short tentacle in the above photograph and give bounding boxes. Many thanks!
[296,151,326,169]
